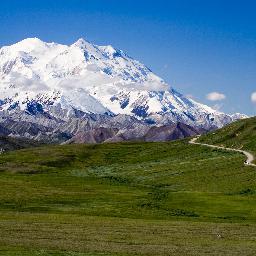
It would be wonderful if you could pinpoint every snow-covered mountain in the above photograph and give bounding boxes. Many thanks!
[0,37,247,141]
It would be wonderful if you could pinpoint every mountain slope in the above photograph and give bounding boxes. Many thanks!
[198,117,256,157]
[0,136,43,151]
[64,122,201,144]
[0,37,245,142]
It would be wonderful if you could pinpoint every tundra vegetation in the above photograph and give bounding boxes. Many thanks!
[0,117,256,255]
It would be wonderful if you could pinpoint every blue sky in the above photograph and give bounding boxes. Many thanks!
[0,0,255,115]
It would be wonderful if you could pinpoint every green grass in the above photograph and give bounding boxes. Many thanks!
[0,135,44,151]
[1,212,256,256]
[0,138,256,255]
[199,116,256,158]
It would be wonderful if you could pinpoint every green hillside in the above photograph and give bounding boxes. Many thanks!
[0,136,43,152]
[0,133,256,255]
[199,117,256,157]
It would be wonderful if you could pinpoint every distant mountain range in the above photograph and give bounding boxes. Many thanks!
[0,37,247,143]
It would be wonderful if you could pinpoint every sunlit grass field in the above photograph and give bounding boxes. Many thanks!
[199,116,256,159]
[0,138,256,255]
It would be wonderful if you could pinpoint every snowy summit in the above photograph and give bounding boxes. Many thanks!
[0,37,245,130]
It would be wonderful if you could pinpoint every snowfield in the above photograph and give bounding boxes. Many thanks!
[0,37,247,130]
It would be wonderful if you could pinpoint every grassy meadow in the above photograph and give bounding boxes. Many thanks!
[0,137,256,255]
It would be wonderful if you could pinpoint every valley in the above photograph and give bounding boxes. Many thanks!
[0,1,255,255]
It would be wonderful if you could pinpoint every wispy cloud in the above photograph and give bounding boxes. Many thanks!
[206,92,226,101]
[251,92,256,104]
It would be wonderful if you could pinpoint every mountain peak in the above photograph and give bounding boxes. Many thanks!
[16,37,45,46]
[21,37,43,42]
[0,37,246,131]
[72,38,92,48]
[8,37,49,53]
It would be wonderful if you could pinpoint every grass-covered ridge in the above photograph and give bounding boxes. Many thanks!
[0,135,43,152]
[1,138,256,255]
[199,116,256,157]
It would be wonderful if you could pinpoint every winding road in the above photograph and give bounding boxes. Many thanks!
[189,135,256,167]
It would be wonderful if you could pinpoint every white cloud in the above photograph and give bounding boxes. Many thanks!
[8,72,49,92]
[206,92,226,101]
[251,92,256,104]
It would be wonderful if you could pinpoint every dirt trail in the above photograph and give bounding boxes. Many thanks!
[189,136,256,167]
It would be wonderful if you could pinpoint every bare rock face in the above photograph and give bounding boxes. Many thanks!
[0,124,11,137]
[64,123,201,144]
[143,123,200,142]
[64,127,119,144]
